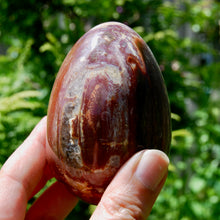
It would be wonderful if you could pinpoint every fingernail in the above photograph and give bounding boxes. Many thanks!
[135,150,169,191]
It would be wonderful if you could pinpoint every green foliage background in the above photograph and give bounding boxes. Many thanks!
[0,0,220,219]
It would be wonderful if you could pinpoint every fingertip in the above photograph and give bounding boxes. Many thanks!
[135,150,169,191]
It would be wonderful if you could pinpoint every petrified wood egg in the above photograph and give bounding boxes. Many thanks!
[47,22,171,205]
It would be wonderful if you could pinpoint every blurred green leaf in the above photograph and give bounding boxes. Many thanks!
[0,90,42,113]
[189,175,206,193]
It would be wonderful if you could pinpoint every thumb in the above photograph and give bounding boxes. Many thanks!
[91,150,169,220]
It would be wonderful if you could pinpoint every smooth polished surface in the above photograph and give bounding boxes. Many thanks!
[47,22,171,204]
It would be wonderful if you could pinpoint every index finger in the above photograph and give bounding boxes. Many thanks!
[0,116,49,219]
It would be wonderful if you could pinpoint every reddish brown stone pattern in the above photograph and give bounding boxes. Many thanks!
[46,22,171,205]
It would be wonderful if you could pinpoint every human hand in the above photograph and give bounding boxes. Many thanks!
[0,117,169,220]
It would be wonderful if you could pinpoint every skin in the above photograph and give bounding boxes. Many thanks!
[0,116,169,220]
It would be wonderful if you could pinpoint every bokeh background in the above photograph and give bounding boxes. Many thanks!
[0,0,219,219]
